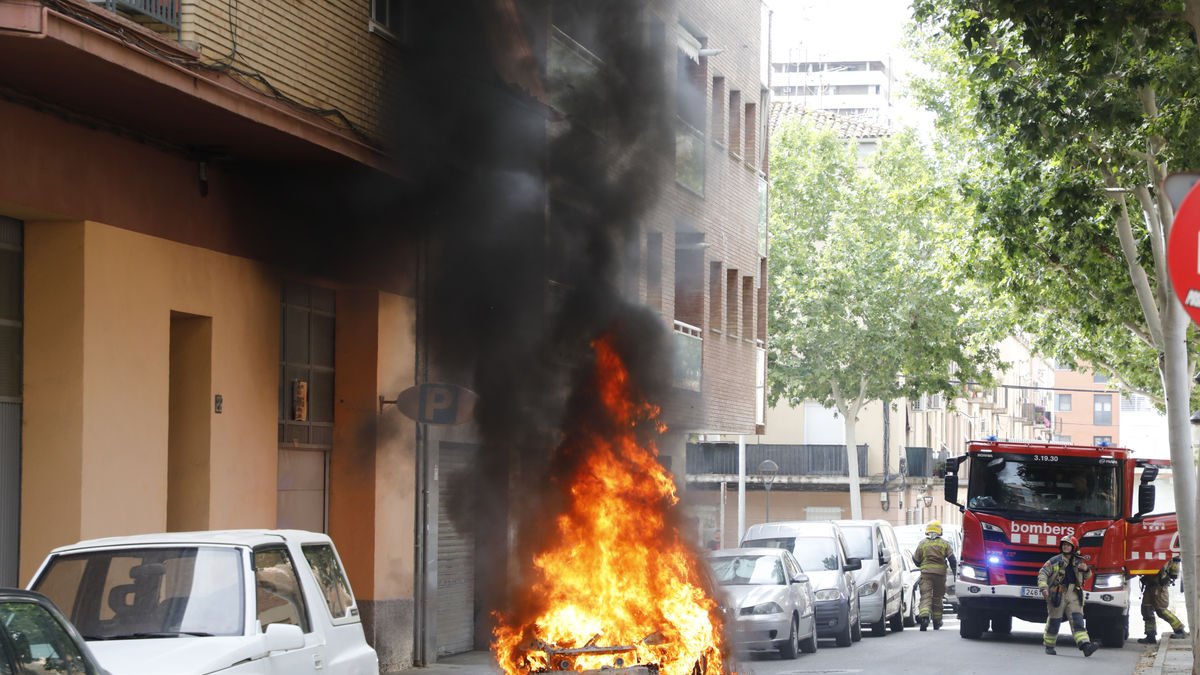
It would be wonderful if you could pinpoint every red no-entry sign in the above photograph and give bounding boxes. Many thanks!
[1167,173,1200,325]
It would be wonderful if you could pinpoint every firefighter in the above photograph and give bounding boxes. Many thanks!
[1038,534,1098,657]
[911,520,957,631]
[1138,555,1187,644]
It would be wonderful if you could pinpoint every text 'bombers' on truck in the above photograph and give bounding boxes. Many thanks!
[944,439,1177,647]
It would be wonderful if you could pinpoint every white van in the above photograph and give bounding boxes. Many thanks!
[741,521,862,647]
[833,520,906,635]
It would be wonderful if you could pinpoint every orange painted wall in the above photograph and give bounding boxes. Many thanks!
[22,220,279,580]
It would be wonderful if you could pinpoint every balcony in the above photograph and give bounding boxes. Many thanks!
[88,0,180,37]
[672,320,702,392]
[686,443,869,478]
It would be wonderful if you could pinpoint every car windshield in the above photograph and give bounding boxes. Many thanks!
[967,455,1121,520]
[708,555,785,586]
[744,536,839,571]
[839,527,872,559]
[33,546,245,640]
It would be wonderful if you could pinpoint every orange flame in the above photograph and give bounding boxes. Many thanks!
[493,336,725,675]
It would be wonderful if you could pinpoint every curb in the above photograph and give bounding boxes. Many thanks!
[1149,632,1171,675]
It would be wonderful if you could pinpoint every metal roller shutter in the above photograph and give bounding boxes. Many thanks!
[436,442,477,655]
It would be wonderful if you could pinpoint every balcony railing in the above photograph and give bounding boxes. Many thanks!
[89,0,180,33]
[686,443,868,478]
[672,320,702,392]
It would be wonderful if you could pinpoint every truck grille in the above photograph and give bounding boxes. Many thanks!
[1004,573,1038,587]
[1002,549,1055,565]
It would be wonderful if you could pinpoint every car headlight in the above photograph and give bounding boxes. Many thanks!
[1094,573,1124,590]
[959,564,986,582]
[858,581,880,596]
[741,602,784,615]
[814,589,843,601]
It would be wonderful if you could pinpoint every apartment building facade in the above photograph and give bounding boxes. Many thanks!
[769,55,893,124]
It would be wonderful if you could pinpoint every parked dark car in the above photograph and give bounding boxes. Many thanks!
[0,588,110,674]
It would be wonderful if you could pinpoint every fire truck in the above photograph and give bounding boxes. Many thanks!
[944,439,1177,647]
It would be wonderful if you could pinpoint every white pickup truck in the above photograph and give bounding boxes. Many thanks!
[26,529,379,675]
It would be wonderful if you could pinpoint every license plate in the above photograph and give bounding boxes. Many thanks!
[1021,587,1042,598]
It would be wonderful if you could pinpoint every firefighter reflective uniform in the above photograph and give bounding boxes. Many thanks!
[912,522,957,630]
[1140,557,1186,643]
[1037,547,1096,656]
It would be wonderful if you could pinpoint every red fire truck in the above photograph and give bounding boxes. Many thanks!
[944,439,1177,646]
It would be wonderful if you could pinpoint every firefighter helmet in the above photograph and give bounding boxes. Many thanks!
[926,521,942,537]
[1060,534,1079,553]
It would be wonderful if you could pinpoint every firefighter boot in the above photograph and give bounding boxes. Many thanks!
[933,620,942,630]
[1172,628,1188,639]
[1045,646,1056,655]
[1081,642,1099,657]
[918,616,928,631]
[1138,635,1158,645]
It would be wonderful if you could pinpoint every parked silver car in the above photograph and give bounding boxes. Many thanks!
[899,548,921,627]
[708,548,818,658]
[833,520,906,635]
[741,521,862,647]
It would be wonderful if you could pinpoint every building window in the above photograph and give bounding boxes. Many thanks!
[646,232,662,310]
[1094,436,1113,445]
[1056,393,1072,412]
[744,102,757,165]
[1094,394,1113,426]
[709,261,723,331]
[741,276,754,338]
[1093,373,1109,383]
[370,0,406,36]
[726,269,739,336]
[728,90,742,155]
[712,77,726,145]
[675,234,704,327]
[1052,435,1072,443]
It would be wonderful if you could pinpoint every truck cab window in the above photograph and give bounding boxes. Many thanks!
[253,549,311,634]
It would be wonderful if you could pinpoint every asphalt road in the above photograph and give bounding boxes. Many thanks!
[730,615,1150,675]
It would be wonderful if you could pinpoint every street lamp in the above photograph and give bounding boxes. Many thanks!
[758,459,779,522]
[922,494,934,508]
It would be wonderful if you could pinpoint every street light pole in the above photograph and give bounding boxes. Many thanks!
[758,459,779,523]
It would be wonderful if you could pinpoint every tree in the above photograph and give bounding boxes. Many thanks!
[768,121,1003,519]
[912,0,1200,644]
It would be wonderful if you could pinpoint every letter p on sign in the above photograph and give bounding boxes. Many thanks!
[393,383,478,425]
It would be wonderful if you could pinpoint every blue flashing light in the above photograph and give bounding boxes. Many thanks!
[1097,440,1110,447]
[985,435,998,442]
[987,554,1001,565]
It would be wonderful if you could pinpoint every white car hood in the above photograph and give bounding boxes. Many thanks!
[723,584,786,609]
[805,570,841,592]
[89,636,269,675]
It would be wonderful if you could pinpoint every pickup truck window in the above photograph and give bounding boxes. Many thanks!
[301,544,356,620]
[32,547,245,639]
[254,548,311,633]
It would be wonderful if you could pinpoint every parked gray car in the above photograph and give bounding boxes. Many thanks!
[833,520,906,636]
[708,548,818,658]
[741,521,862,647]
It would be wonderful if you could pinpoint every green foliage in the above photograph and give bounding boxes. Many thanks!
[910,0,1200,405]
[767,121,1005,413]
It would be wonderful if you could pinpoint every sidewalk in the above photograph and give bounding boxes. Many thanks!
[394,651,500,675]
[1136,633,1193,675]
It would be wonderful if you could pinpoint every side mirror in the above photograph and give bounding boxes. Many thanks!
[843,557,862,572]
[1142,465,1160,483]
[793,574,809,584]
[1134,482,1156,520]
[944,455,967,508]
[879,550,892,565]
[263,623,305,653]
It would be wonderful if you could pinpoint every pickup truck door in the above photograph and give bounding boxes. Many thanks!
[253,547,324,674]
[1126,462,1178,575]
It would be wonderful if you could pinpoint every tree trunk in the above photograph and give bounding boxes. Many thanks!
[1160,301,1198,640]
[846,411,863,520]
